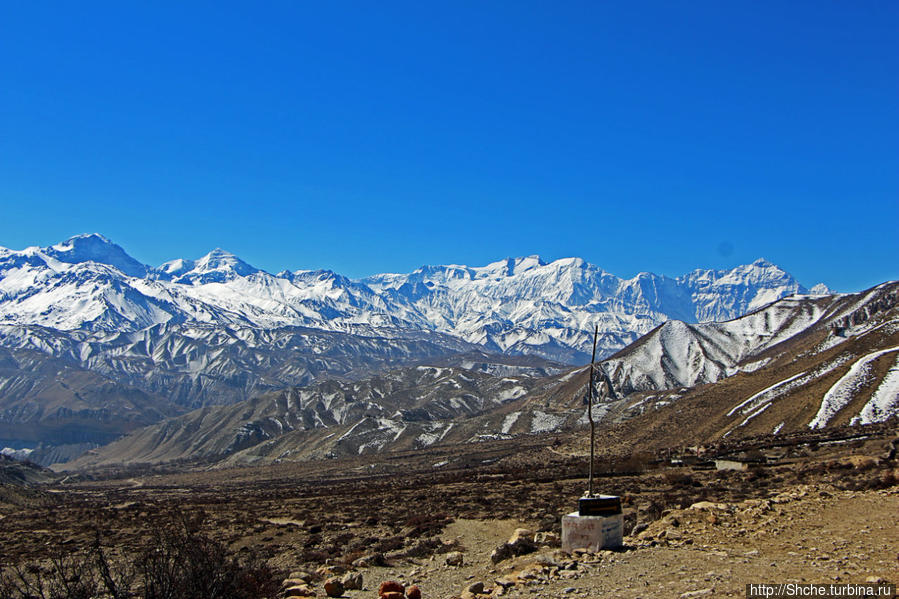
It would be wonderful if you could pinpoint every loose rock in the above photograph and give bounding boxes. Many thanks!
[406,584,422,599]
[490,528,538,564]
[445,551,464,566]
[340,571,363,590]
[379,580,405,597]
[534,532,561,546]
[323,577,344,598]
[353,553,386,568]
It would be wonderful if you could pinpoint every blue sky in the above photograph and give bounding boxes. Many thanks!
[1,2,896,291]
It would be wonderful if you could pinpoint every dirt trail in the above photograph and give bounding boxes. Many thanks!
[345,485,898,599]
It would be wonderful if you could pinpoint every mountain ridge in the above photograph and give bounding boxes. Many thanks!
[1,234,850,464]
[0,234,829,363]
[64,280,899,470]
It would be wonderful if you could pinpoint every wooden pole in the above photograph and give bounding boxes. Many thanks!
[587,325,598,497]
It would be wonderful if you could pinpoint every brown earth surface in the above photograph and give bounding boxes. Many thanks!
[0,429,897,598]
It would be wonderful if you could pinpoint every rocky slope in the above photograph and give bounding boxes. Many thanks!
[1,234,829,461]
[0,346,183,464]
[559,280,899,454]
[64,362,564,468]
[66,282,899,469]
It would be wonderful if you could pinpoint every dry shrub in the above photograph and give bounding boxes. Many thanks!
[403,513,452,538]
[662,472,694,488]
[0,513,280,599]
[371,535,405,554]
[331,532,356,547]
[843,455,879,471]
[297,549,330,565]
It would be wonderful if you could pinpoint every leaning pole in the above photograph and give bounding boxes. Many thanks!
[587,325,598,497]
[561,324,624,552]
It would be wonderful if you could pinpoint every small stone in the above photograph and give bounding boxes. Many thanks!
[380,581,405,597]
[491,529,538,564]
[406,584,422,599]
[445,551,464,566]
[318,565,346,577]
[534,554,561,568]
[680,589,713,598]
[353,553,386,568]
[467,581,485,594]
[323,577,344,598]
[534,532,561,546]
[510,528,535,544]
[340,572,363,590]
[689,501,729,511]
[563,588,576,594]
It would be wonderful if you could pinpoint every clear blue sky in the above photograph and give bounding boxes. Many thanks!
[1,2,896,291]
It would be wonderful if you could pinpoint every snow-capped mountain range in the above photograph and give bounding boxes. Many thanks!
[67,281,899,470]
[0,234,828,363]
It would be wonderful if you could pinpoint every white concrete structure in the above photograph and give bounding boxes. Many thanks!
[561,511,624,552]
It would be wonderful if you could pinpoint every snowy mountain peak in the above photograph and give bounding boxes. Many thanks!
[0,235,834,362]
[45,233,148,278]
[481,255,547,277]
[164,248,259,284]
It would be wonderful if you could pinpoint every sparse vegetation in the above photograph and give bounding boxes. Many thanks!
[0,513,280,599]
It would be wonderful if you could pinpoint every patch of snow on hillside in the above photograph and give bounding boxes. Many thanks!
[728,372,806,416]
[736,402,771,428]
[337,417,368,441]
[854,352,899,425]
[576,404,611,424]
[530,410,566,433]
[810,346,899,428]
[739,358,771,373]
[501,412,521,434]
[438,423,454,441]
[556,368,584,383]
[1,447,33,460]
[496,385,526,402]
[416,424,446,447]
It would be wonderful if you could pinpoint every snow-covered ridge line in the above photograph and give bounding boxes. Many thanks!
[0,234,830,363]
